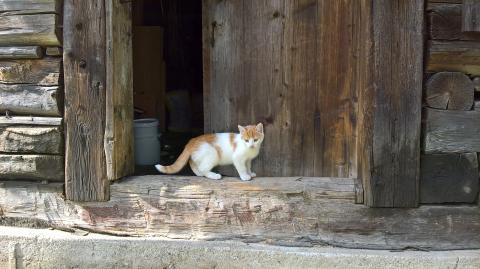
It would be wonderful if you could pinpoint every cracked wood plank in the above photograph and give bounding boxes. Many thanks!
[0,125,63,154]
[0,176,479,250]
[0,154,63,181]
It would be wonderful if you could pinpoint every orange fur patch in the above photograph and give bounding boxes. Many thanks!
[240,125,263,140]
[230,133,237,151]
[187,134,221,158]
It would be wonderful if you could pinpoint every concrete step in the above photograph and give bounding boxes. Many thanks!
[0,227,479,269]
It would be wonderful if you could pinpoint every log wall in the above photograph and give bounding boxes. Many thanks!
[421,0,480,203]
[0,0,63,182]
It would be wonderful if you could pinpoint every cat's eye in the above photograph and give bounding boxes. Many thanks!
[254,139,258,142]
[244,139,249,142]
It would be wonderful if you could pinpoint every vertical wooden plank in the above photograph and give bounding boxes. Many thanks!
[241,0,288,175]
[105,0,134,180]
[361,0,424,207]
[203,0,244,176]
[64,0,109,201]
[314,0,361,178]
[462,0,480,32]
[354,0,373,204]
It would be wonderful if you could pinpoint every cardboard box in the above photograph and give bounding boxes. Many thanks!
[133,26,166,131]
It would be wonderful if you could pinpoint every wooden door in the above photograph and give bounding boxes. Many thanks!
[203,0,424,207]
[202,0,364,179]
[64,0,134,201]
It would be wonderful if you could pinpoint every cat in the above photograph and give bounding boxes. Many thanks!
[155,123,264,181]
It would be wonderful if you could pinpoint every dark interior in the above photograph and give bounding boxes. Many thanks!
[132,0,203,175]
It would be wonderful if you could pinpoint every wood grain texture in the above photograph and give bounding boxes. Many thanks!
[0,0,61,15]
[105,0,134,181]
[0,46,43,59]
[420,153,479,203]
[0,154,63,181]
[424,108,480,153]
[354,0,372,205]
[0,14,60,46]
[1,176,480,250]
[0,84,61,116]
[425,72,474,110]
[64,0,109,201]
[427,3,480,41]
[362,0,424,207]
[427,41,480,76]
[0,116,62,126]
[0,57,61,85]
[462,0,480,32]
[0,126,62,154]
[203,0,362,178]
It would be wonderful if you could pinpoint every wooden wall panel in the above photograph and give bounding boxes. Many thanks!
[203,0,364,178]
[64,0,109,201]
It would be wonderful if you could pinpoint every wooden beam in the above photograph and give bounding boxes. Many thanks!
[425,72,474,110]
[0,14,60,46]
[0,84,62,116]
[105,0,134,181]
[462,0,480,32]
[423,108,480,153]
[420,153,479,203]
[0,46,43,59]
[0,116,62,126]
[0,154,63,181]
[0,125,63,154]
[427,3,480,41]
[0,58,61,86]
[360,0,424,207]
[0,176,479,250]
[0,0,61,15]
[64,0,109,201]
[427,41,480,76]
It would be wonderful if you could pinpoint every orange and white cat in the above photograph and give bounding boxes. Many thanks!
[155,123,264,181]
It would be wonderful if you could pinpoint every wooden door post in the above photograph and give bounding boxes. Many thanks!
[358,0,424,207]
[64,0,109,201]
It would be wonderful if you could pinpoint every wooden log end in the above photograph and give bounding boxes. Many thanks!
[425,72,474,110]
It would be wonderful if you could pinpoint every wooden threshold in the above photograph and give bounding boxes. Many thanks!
[0,176,479,250]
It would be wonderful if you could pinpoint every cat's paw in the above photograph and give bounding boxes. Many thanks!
[206,172,222,180]
[240,174,252,181]
[249,172,257,177]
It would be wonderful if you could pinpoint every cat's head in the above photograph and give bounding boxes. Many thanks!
[238,123,264,149]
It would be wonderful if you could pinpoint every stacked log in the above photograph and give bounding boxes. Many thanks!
[0,0,63,181]
[421,1,480,203]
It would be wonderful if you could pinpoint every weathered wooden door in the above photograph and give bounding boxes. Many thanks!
[64,0,134,201]
[203,0,424,207]
[203,0,364,179]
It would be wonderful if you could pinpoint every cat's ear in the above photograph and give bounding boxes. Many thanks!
[256,123,264,133]
[238,125,246,133]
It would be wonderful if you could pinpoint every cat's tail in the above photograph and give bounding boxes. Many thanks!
[155,145,192,174]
